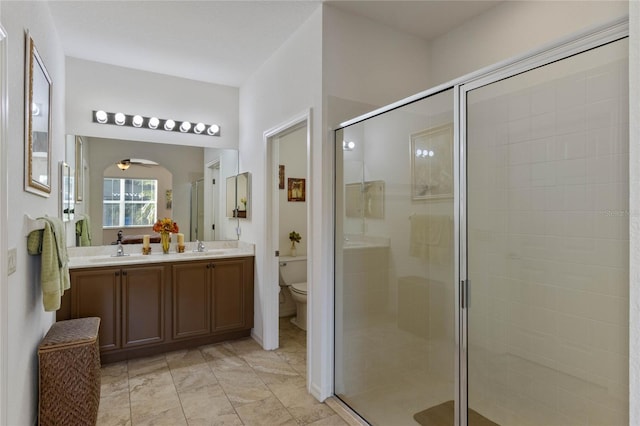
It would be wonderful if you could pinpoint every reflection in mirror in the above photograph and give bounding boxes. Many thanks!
[60,161,73,222]
[237,172,250,219]
[226,172,250,219]
[65,135,238,246]
[24,32,52,197]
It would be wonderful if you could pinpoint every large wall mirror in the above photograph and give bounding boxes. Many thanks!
[65,134,239,246]
[24,32,52,197]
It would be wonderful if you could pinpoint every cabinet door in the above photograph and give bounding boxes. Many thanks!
[211,258,250,333]
[172,262,211,339]
[122,265,165,347]
[71,267,121,351]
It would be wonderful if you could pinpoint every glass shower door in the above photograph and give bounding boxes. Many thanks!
[335,89,457,425]
[465,38,629,425]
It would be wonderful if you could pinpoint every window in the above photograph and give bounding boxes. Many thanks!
[103,178,157,227]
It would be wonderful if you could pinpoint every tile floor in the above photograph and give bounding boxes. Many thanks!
[97,317,352,426]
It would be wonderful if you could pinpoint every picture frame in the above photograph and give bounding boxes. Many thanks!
[24,31,52,197]
[287,178,305,202]
[410,123,453,201]
[75,136,84,202]
[279,165,285,189]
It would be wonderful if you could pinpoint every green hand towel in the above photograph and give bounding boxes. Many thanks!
[27,217,70,311]
[75,217,92,246]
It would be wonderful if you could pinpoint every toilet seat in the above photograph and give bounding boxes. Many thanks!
[290,282,307,295]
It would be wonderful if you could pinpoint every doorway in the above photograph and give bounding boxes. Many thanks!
[264,112,311,380]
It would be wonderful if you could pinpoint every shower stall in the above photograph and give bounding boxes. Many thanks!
[334,21,629,426]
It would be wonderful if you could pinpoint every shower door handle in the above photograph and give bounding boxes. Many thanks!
[461,280,470,309]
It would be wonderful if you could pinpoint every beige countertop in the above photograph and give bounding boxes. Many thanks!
[67,241,254,269]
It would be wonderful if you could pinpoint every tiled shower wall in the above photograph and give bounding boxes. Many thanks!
[467,41,629,423]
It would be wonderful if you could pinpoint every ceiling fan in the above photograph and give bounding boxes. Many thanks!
[116,158,159,171]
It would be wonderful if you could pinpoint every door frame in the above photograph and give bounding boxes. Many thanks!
[263,110,311,353]
[0,23,8,426]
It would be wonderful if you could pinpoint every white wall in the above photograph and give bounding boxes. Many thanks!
[66,57,239,150]
[239,5,324,396]
[278,126,308,256]
[323,5,431,127]
[86,137,203,246]
[428,0,629,86]
[2,2,65,424]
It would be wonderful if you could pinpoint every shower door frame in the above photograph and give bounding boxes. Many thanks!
[458,18,629,425]
[334,16,629,426]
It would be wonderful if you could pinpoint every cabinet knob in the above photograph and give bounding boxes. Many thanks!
[122,271,127,276]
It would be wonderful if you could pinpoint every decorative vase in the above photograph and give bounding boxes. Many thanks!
[161,232,170,254]
[290,241,297,257]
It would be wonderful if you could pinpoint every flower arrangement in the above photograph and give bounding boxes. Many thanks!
[153,217,179,234]
[289,231,301,256]
[289,231,301,244]
[240,197,247,210]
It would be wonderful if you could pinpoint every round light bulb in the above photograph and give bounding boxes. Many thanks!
[416,149,422,157]
[179,121,191,132]
[95,110,108,124]
[114,112,126,125]
[148,117,159,129]
[429,150,434,157]
[164,119,175,131]
[31,103,40,116]
[132,115,143,128]
[194,123,205,134]
[347,141,355,150]
[207,124,220,135]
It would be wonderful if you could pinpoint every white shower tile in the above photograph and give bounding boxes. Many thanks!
[586,98,618,131]
[591,320,626,354]
[531,82,556,115]
[563,212,594,238]
[508,141,531,165]
[586,69,619,103]
[557,158,587,185]
[530,112,556,140]
[509,91,531,120]
[557,313,591,347]
[508,117,531,144]
[531,162,555,187]
[556,106,586,136]
[561,132,586,160]
[544,187,564,211]
[556,75,586,110]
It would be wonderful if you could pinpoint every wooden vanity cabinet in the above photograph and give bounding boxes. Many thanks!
[63,266,121,352]
[59,264,166,352]
[172,261,211,339]
[58,256,253,362]
[172,257,254,338]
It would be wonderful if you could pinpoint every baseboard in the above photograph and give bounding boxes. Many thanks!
[309,381,323,401]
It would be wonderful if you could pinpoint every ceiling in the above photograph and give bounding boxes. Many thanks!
[48,0,501,88]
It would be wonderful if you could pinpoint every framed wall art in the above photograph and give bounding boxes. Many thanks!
[287,178,305,202]
[410,123,453,201]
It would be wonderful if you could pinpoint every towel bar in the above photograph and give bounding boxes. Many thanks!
[24,214,46,236]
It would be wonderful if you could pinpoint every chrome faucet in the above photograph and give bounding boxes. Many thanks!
[196,240,206,252]
[115,242,125,257]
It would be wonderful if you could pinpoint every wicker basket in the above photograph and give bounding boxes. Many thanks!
[38,317,101,426]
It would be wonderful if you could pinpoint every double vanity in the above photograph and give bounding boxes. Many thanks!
[58,242,254,363]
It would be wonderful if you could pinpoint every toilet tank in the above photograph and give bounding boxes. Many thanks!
[279,256,307,285]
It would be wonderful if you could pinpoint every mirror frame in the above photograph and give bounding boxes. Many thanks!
[60,161,73,222]
[24,31,52,197]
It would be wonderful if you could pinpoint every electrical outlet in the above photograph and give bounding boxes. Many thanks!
[7,247,16,275]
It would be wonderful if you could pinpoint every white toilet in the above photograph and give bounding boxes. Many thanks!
[278,256,308,330]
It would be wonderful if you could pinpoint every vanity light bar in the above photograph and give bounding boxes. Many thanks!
[92,110,221,137]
